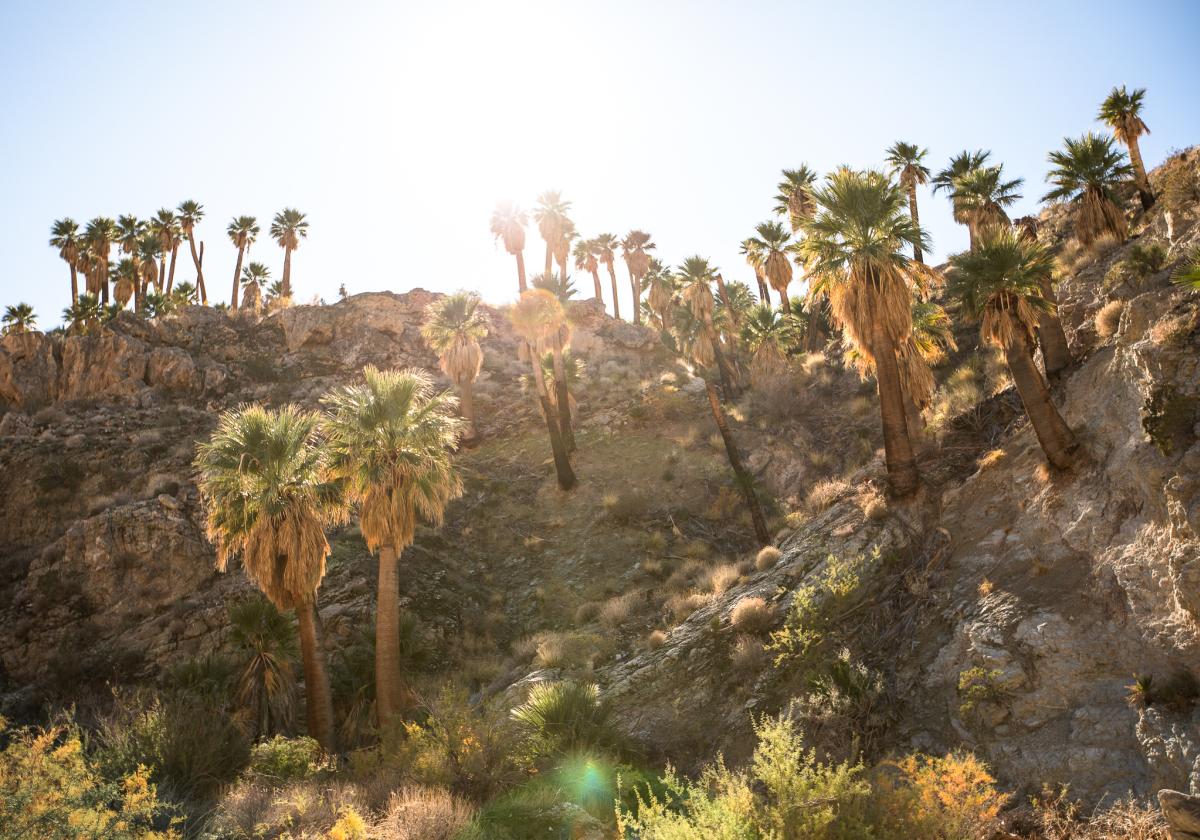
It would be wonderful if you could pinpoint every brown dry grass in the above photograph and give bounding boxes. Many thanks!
[730,597,773,635]
[1095,300,1124,338]
[755,546,782,570]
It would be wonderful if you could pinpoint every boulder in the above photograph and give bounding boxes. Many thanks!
[1159,789,1200,840]
[59,330,149,401]
[147,347,200,392]
[0,331,59,409]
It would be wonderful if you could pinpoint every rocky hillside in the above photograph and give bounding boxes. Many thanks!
[1,150,1198,814]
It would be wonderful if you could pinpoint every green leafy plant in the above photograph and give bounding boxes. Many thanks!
[511,681,623,760]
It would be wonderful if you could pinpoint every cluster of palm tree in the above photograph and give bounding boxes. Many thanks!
[48,205,309,317]
[490,193,655,325]
[194,367,463,751]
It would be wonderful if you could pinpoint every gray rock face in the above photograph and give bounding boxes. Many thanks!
[0,331,59,409]
[147,347,200,392]
[59,331,149,402]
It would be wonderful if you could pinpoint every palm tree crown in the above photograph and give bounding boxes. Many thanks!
[774,165,819,231]
[227,215,260,248]
[946,231,1054,350]
[1042,133,1133,245]
[420,291,489,388]
[953,165,1023,236]
[2,303,37,335]
[270,208,309,250]
[1098,86,1149,146]
[490,201,528,254]
[886,142,930,189]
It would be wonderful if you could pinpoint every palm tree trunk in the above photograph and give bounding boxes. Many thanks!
[460,379,477,441]
[515,250,528,293]
[295,598,338,753]
[1127,136,1155,211]
[69,264,78,302]
[231,244,246,311]
[1035,278,1071,378]
[908,185,924,264]
[282,247,293,299]
[188,236,206,303]
[551,340,575,452]
[607,263,621,320]
[528,343,576,490]
[709,324,739,398]
[590,268,604,302]
[777,289,791,314]
[704,381,769,544]
[167,244,179,294]
[629,270,641,326]
[1004,329,1077,469]
[903,391,925,448]
[158,255,167,292]
[543,242,553,277]
[375,543,405,728]
[870,319,920,497]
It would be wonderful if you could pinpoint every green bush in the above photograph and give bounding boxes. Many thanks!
[244,736,330,785]
[1124,241,1168,278]
[511,681,623,760]
[768,551,868,666]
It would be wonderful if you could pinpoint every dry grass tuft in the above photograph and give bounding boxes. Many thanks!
[599,594,637,629]
[534,631,611,670]
[573,602,602,625]
[731,634,767,674]
[978,578,995,598]
[646,629,668,650]
[1150,312,1197,347]
[730,597,773,635]
[735,558,755,576]
[373,786,476,840]
[704,563,741,595]
[1095,300,1124,338]
[977,449,1007,470]
[666,591,711,623]
[755,546,782,571]
[859,491,888,521]
[806,479,850,513]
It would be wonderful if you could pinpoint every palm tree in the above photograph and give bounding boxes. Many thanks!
[1099,86,1154,210]
[530,273,578,451]
[1043,133,1133,246]
[593,233,623,320]
[621,231,655,326]
[194,404,345,752]
[801,168,930,497]
[2,303,36,335]
[149,209,182,293]
[933,149,992,250]
[229,598,298,739]
[553,220,577,286]
[490,201,530,293]
[669,301,769,544]
[62,293,102,336]
[83,217,119,305]
[171,281,199,309]
[533,191,572,277]
[574,237,604,303]
[644,257,678,331]
[885,143,931,264]
[774,165,819,232]
[1172,250,1200,290]
[947,232,1078,468]
[116,214,146,256]
[240,262,270,314]
[271,208,309,300]
[676,256,739,398]
[227,216,260,311]
[511,289,577,490]
[177,200,207,304]
[111,258,140,310]
[752,221,795,313]
[952,165,1023,247]
[740,237,770,304]
[50,218,83,302]
[740,303,801,390]
[421,291,489,441]
[136,236,162,300]
[321,367,463,726]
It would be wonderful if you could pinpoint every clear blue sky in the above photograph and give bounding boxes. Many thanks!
[3,0,1198,326]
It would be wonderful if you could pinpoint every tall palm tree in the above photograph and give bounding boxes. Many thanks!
[574,237,604,303]
[644,257,678,331]
[111,258,140,310]
[49,218,82,302]
[490,201,529,293]
[885,143,931,264]
[533,191,572,277]
[511,289,577,490]
[227,216,260,312]
[321,367,463,727]
[194,404,345,752]
[1099,86,1154,210]
[240,262,270,314]
[136,236,162,300]
[933,149,992,250]
[149,209,182,293]
[177,200,207,304]
[669,301,769,544]
[774,165,819,232]
[952,165,1023,250]
[2,303,37,336]
[752,221,794,313]
[530,273,578,451]
[116,214,146,257]
[801,168,930,497]
[740,303,801,390]
[271,208,309,300]
[228,598,298,739]
[420,291,489,442]
[83,217,119,305]
[740,237,770,304]
[621,230,655,326]
[676,256,739,398]
[593,233,622,320]
[1043,133,1133,246]
[553,220,578,294]
[948,232,1078,468]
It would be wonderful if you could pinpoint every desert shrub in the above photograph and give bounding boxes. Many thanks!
[703,562,741,595]
[1027,785,1169,839]
[731,635,767,675]
[1126,241,1168,277]
[806,479,850,514]
[755,546,782,571]
[243,735,329,785]
[858,490,887,521]
[94,690,251,805]
[1159,158,1200,216]
[1129,669,1200,712]
[534,631,612,671]
[646,629,668,650]
[644,531,669,554]
[603,490,649,523]
[0,715,179,839]
[328,806,369,839]
[372,786,476,840]
[1095,300,1125,338]
[867,753,1007,840]
[768,552,867,666]
[730,597,773,635]
[207,777,380,839]
[793,652,888,761]
[681,538,713,559]
[665,591,711,623]
[617,712,869,839]
[599,594,637,629]
[665,558,711,592]
[574,601,603,624]
[511,680,622,761]
[1143,387,1199,455]
[460,783,594,840]
[957,667,1009,723]
[1149,311,1197,346]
